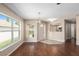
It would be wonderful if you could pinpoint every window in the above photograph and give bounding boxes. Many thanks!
[13,19,20,42]
[27,24,34,38]
[0,13,21,50]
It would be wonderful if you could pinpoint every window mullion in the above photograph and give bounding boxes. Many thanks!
[11,19,13,42]
[18,24,21,39]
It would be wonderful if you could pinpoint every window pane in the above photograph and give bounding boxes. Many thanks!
[0,27,11,31]
[0,14,12,49]
[12,19,20,41]
[0,31,12,49]
[13,31,19,41]
[13,20,19,29]
[26,24,34,38]
[0,14,11,27]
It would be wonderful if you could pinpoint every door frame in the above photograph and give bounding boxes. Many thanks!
[64,19,76,43]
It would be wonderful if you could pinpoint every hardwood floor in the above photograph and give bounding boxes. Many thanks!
[10,40,79,56]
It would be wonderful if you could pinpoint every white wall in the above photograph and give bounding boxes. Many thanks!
[47,19,65,42]
[76,16,79,45]
[37,23,44,41]
[0,4,24,56]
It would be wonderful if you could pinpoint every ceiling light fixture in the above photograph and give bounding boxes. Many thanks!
[57,3,61,5]
[37,11,41,23]
[48,18,57,22]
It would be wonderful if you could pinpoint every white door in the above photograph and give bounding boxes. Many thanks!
[37,23,46,41]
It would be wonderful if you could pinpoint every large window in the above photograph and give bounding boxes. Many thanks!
[0,13,21,50]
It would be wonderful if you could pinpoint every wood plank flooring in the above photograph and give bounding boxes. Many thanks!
[10,40,79,56]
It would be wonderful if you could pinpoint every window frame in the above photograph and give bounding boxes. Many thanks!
[0,12,21,51]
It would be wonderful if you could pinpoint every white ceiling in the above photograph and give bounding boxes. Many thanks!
[5,3,79,21]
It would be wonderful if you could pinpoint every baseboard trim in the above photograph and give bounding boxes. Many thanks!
[76,42,79,45]
[47,39,65,42]
[7,41,24,56]
[24,41,38,42]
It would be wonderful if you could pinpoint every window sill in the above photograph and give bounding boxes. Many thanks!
[0,40,21,51]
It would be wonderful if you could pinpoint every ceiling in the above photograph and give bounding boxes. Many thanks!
[5,3,79,21]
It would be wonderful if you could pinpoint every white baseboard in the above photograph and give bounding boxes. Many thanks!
[24,40,38,42]
[7,41,24,56]
[76,42,79,45]
[47,39,65,42]
[25,41,36,43]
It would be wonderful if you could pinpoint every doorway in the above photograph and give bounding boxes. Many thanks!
[37,22,47,41]
[25,23,36,42]
[65,20,76,44]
